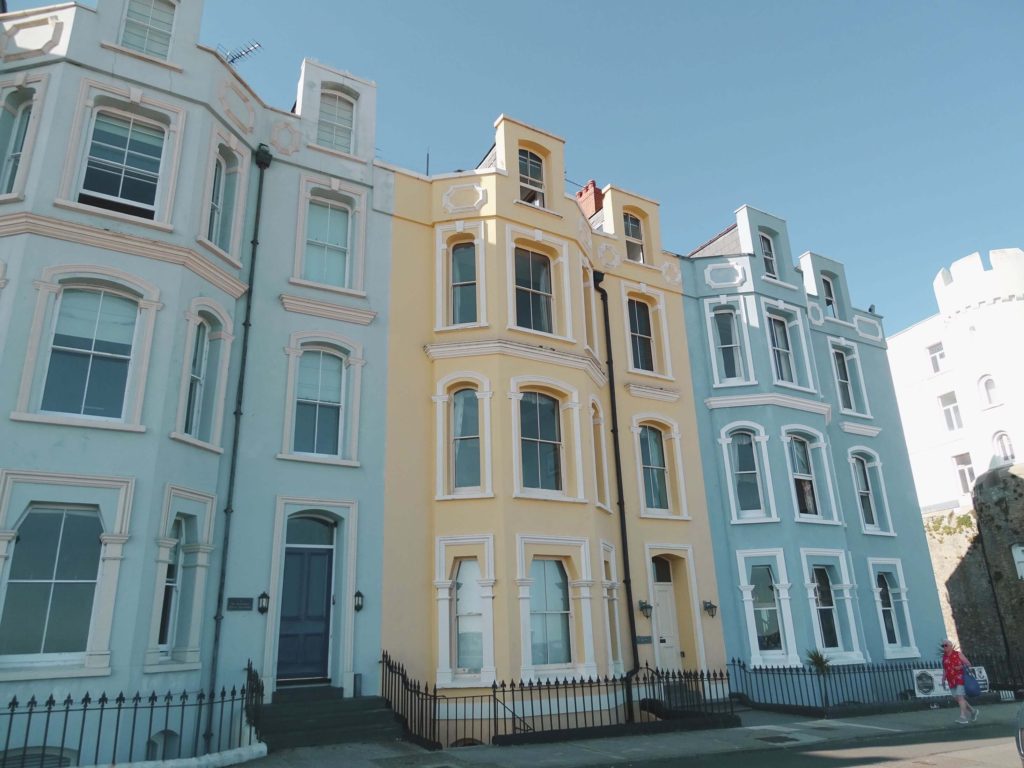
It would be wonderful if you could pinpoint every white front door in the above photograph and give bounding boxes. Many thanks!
[653,582,682,671]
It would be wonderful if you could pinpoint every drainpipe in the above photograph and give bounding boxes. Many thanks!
[593,271,641,686]
[204,143,273,751]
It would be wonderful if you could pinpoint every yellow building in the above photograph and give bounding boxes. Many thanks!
[382,116,724,692]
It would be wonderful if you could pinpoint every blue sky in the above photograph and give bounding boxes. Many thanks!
[17,0,1023,332]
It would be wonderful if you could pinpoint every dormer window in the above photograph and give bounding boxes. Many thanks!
[317,89,355,155]
[623,213,644,263]
[121,0,175,60]
[760,233,777,277]
[822,276,838,318]
[518,149,545,207]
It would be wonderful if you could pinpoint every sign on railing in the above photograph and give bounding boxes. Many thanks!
[911,667,989,698]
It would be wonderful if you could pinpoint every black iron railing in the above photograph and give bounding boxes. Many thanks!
[0,662,264,767]
[381,651,734,748]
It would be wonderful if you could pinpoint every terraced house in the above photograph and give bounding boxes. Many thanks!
[0,0,393,759]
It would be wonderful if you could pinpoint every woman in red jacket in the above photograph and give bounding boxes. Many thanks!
[942,639,978,724]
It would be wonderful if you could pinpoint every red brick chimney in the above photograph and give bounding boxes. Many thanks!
[575,179,603,219]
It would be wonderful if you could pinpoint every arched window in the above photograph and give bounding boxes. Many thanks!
[732,430,763,516]
[591,402,609,509]
[876,573,899,646]
[317,89,355,154]
[184,319,210,438]
[1,96,32,194]
[121,0,175,59]
[852,455,876,527]
[994,432,1015,464]
[529,559,570,665]
[789,436,818,517]
[623,212,644,263]
[639,425,668,511]
[979,375,998,406]
[0,507,103,655]
[520,391,562,491]
[41,287,139,419]
[450,242,477,325]
[514,248,553,333]
[206,146,240,253]
[451,388,481,490]
[518,148,544,207]
[294,349,345,456]
[453,559,483,673]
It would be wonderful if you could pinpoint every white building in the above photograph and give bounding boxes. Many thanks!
[888,249,1024,514]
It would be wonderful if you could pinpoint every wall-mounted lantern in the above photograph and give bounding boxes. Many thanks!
[354,590,364,612]
[638,599,653,619]
[702,600,718,619]
[257,592,270,615]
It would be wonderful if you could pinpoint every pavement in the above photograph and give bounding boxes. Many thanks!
[254,700,1024,767]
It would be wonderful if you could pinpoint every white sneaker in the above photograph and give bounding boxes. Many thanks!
[956,716,969,724]
[971,708,980,722]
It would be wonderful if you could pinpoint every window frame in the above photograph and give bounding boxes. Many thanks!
[119,0,177,61]
[762,299,814,392]
[0,97,33,196]
[621,282,673,380]
[590,399,611,512]
[821,275,839,319]
[278,331,364,467]
[994,431,1015,465]
[171,299,233,452]
[782,427,841,524]
[623,211,645,263]
[866,558,920,659]
[291,176,368,296]
[435,535,496,687]
[433,373,494,500]
[953,452,975,494]
[504,228,573,342]
[1012,544,1024,580]
[829,339,871,417]
[719,422,777,523]
[736,549,800,667]
[927,343,945,374]
[759,232,778,277]
[197,134,249,265]
[435,222,487,331]
[978,375,999,407]
[581,262,600,357]
[632,415,688,519]
[600,544,624,675]
[451,558,484,674]
[315,86,357,156]
[704,297,756,387]
[800,549,864,663]
[528,558,573,668]
[847,448,894,535]
[939,391,963,432]
[513,247,554,335]
[510,377,584,502]
[518,148,545,207]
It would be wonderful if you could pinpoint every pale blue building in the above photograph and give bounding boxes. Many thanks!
[0,0,391,759]
[680,206,946,669]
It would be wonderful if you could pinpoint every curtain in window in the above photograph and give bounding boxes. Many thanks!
[732,432,762,513]
[520,392,561,491]
[529,560,570,665]
[750,565,781,651]
[639,425,668,510]
[2,103,31,194]
[454,559,483,672]
[451,389,481,489]
[294,350,343,455]
[789,438,818,516]
[877,573,899,645]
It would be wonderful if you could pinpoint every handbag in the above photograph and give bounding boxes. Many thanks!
[963,667,981,698]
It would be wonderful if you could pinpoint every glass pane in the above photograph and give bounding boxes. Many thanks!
[819,609,839,648]
[532,253,551,293]
[53,290,100,350]
[41,349,89,414]
[736,474,762,511]
[653,556,672,583]
[520,394,539,440]
[795,478,817,515]
[314,404,340,455]
[453,438,481,488]
[452,284,476,325]
[515,286,532,329]
[318,354,344,404]
[641,426,665,467]
[790,439,811,474]
[514,249,532,288]
[756,608,782,651]
[83,355,129,417]
[44,582,95,653]
[630,301,652,336]
[451,243,475,282]
[297,352,322,400]
[750,566,775,607]
[714,311,735,346]
[455,560,482,612]
[535,394,559,442]
[0,582,49,654]
[735,434,756,471]
[545,561,568,611]
[10,511,62,580]
[305,555,329,618]
[531,292,552,334]
[307,201,331,243]
[530,613,548,664]
[538,442,561,491]
[55,512,102,580]
[456,625,483,671]
[293,401,317,452]
[452,390,478,438]
[521,440,540,489]
[92,291,136,351]
[645,466,668,509]
[546,613,571,664]
[322,246,346,287]
[286,517,334,546]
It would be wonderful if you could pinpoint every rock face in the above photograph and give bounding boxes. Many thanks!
[926,464,1024,674]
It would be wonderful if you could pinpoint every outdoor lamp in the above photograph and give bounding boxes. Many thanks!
[354,590,364,612]
[702,600,718,618]
[257,591,270,615]
[638,599,653,619]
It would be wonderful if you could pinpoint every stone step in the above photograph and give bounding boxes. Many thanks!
[259,706,396,733]
[271,684,346,703]
[262,720,404,751]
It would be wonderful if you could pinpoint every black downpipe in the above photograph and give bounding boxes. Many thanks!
[593,271,641,687]
[204,143,273,751]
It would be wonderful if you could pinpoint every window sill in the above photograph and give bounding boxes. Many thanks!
[0,664,111,682]
[143,660,202,674]
[794,515,841,526]
[307,143,369,165]
[0,192,25,204]
[640,511,691,521]
[773,381,816,395]
[436,676,488,689]
[513,199,563,218]
[882,646,921,660]
[626,368,675,383]
[170,431,224,454]
[436,492,495,501]
[197,237,242,269]
[838,408,873,420]
[100,41,184,72]
[862,528,896,537]
[595,502,612,514]
[276,452,360,468]
[435,322,488,332]
[288,277,367,299]
[514,491,586,504]
[761,275,800,291]
[822,651,867,666]
[711,379,758,389]
[507,325,574,344]
[10,411,146,432]
[624,260,664,273]
[54,199,174,233]
[731,516,780,525]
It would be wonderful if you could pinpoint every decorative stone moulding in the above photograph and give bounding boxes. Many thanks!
[703,261,746,290]
[218,80,255,134]
[271,122,301,156]
[0,15,63,62]
[598,243,621,269]
[441,183,487,215]
[807,303,825,325]
[661,262,682,287]
[854,314,883,341]
[576,216,594,254]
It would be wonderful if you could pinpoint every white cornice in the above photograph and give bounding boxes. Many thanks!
[0,212,247,298]
[704,393,832,421]
[279,293,376,325]
[424,339,607,386]
[625,382,680,402]
[840,421,882,437]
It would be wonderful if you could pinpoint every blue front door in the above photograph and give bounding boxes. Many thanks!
[277,517,335,680]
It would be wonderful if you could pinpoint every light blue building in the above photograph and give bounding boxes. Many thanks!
[0,0,391,759]
[680,206,945,669]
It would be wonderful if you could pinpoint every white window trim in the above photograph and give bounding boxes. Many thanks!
[435,535,496,687]
[828,337,871,418]
[799,549,865,664]
[13,265,161,431]
[927,343,946,375]
[433,372,494,500]
[292,175,368,295]
[719,421,778,523]
[278,330,364,464]
[631,414,689,519]
[118,0,178,62]
[781,425,841,525]
[821,275,839,319]
[434,221,487,331]
[58,80,185,227]
[515,535,596,681]
[642,543,709,669]
[170,298,234,452]
[314,85,357,157]
[620,281,674,381]
[143,485,215,671]
[761,298,816,393]
[736,549,800,667]
[581,261,600,359]
[704,296,756,387]
[0,75,47,203]
[517,148,546,208]
[600,540,624,675]
[978,374,1000,408]
[195,131,250,268]
[0,470,134,680]
[622,211,645,264]
[866,558,920,659]
[509,375,584,502]
[590,397,611,512]
[847,447,894,536]
[504,225,574,343]
[759,231,778,277]
[993,431,1015,465]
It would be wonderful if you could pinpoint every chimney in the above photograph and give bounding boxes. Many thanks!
[575,179,603,219]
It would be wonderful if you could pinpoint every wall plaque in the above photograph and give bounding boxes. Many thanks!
[227,597,254,611]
